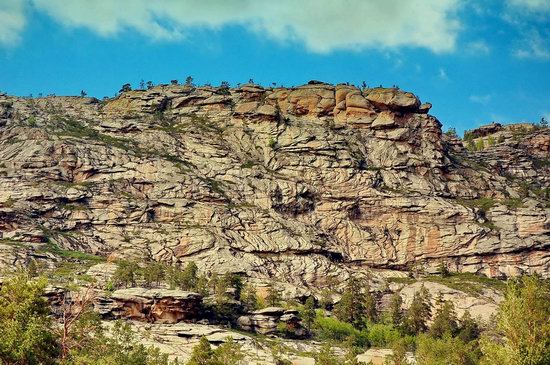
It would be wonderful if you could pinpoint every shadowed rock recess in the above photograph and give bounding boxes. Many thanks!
[0,82,548,286]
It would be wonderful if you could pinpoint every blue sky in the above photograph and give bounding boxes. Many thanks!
[0,0,549,134]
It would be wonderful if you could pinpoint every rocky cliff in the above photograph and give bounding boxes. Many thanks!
[0,82,548,290]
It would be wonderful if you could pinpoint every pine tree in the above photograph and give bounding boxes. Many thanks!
[402,285,431,335]
[195,274,209,296]
[334,277,366,329]
[113,260,140,288]
[119,83,132,93]
[389,292,403,327]
[429,296,458,338]
[181,262,198,290]
[214,337,244,365]
[314,343,341,365]
[165,265,184,289]
[457,310,480,343]
[186,337,214,365]
[185,76,194,87]
[364,283,378,323]
[242,283,259,311]
[222,273,244,300]
[476,138,485,151]
[265,280,282,307]
[386,338,409,365]
[142,261,165,288]
[319,289,333,310]
[301,297,316,332]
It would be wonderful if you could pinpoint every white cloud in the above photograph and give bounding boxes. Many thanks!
[514,30,550,59]
[469,94,492,105]
[507,0,550,12]
[0,0,26,46]
[26,0,461,53]
[466,40,490,55]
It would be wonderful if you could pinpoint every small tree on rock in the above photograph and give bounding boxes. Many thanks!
[301,297,316,333]
[113,260,140,288]
[119,83,132,93]
[181,261,198,291]
[265,280,283,307]
[242,283,259,311]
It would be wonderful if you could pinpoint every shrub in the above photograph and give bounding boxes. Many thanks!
[313,315,366,345]
[0,275,59,365]
[416,334,480,365]
[480,275,550,365]
[186,336,244,365]
[367,323,402,347]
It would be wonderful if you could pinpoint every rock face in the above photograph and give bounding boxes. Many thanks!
[0,82,548,289]
[397,281,500,322]
[96,288,203,323]
[118,321,328,364]
[237,307,306,337]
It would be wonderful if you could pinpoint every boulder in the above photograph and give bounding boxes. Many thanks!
[366,88,421,112]
[237,307,307,337]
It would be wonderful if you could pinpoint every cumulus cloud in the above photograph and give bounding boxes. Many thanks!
[25,0,461,53]
[0,0,26,46]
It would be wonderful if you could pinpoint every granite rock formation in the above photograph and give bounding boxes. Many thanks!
[0,82,548,291]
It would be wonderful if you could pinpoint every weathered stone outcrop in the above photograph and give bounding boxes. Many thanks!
[237,307,306,337]
[0,82,548,290]
[95,288,203,323]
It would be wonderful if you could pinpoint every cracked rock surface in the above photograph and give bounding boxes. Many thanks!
[0,82,548,287]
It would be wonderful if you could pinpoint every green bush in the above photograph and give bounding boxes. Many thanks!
[0,275,59,365]
[480,275,550,365]
[416,334,480,365]
[313,314,368,347]
[367,323,402,347]
[186,336,244,365]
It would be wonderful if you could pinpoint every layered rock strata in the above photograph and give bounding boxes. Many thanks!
[0,82,548,289]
